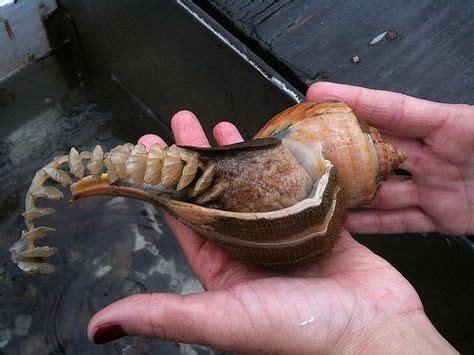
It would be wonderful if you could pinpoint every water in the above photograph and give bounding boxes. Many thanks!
[0,57,218,354]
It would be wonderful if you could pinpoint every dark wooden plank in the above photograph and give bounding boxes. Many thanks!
[202,0,474,104]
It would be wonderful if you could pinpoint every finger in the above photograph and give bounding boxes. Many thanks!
[171,110,210,147]
[137,134,167,150]
[307,82,448,138]
[88,291,236,349]
[88,282,333,353]
[345,207,435,234]
[88,289,287,352]
[366,176,419,210]
[213,122,244,146]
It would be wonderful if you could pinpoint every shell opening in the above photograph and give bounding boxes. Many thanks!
[165,167,338,249]
[280,137,331,185]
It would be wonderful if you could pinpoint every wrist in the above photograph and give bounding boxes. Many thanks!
[344,311,458,354]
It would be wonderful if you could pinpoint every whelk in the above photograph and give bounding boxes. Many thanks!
[10,101,406,273]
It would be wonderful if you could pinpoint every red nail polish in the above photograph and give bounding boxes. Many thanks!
[93,323,126,344]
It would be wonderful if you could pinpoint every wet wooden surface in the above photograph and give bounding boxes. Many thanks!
[200,0,474,104]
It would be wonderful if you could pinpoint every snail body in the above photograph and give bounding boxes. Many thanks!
[10,101,405,273]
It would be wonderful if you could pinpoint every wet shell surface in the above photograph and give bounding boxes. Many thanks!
[255,101,406,208]
[10,101,405,273]
[255,101,407,208]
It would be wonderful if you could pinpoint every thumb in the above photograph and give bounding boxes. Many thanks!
[88,290,244,350]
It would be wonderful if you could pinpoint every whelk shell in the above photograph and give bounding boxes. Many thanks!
[10,101,406,273]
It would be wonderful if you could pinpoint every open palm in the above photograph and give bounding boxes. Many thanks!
[88,102,455,353]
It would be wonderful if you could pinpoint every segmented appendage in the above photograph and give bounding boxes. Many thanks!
[10,143,216,274]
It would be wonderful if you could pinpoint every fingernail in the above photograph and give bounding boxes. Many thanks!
[93,323,126,344]
[172,111,199,130]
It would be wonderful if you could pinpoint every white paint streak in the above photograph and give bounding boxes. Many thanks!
[300,315,314,326]
[177,0,302,103]
[369,31,388,46]
[94,264,112,278]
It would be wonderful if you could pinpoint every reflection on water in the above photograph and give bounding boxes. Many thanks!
[0,87,214,354]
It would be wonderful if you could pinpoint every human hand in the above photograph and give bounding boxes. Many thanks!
[87,110,456,353]
[308,82,474,236]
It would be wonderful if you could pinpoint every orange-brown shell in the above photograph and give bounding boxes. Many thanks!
[255,101,407,208]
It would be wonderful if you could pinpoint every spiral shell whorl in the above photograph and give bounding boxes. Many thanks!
[367,126,407,183]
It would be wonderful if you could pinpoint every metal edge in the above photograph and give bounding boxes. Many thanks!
[177,0,304,104]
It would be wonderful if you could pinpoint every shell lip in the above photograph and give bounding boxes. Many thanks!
[159,168,331,220]
[158,164,342,249]
[188,192,339,249]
